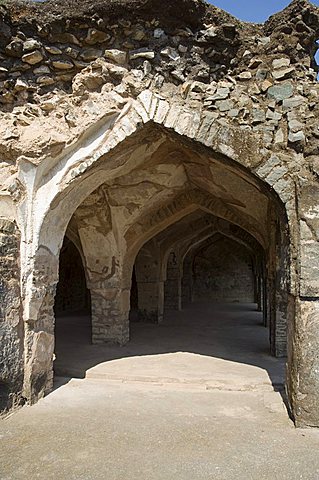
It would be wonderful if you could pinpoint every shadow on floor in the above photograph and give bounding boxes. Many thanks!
[53,302,286,396]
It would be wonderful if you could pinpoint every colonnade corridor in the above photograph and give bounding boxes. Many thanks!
[54,301,285,394]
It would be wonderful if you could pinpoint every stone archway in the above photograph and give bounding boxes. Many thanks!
[15,90,314,427]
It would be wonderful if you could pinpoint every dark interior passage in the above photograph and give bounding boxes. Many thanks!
[55,237,90,315]
[192,237,255,303]
[54,237,92,364]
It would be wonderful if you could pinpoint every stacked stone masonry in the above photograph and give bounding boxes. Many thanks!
[0,0,318,428]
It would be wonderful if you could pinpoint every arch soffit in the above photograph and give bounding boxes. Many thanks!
[124,188,266,263]
[186,232,256,270]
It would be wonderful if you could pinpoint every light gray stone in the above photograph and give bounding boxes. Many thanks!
[267,83,293,101]
[215,99,234,112]
[266,109,282,122]
[210,87,230,101]
[154,28,166,39]
[272,67,295,80]
[252,109,266,124]
[288,119,304,133]
[130,49,155,60]
[272,58,290,69]
[105,49,127,64]
[160,47,180,61]
[23,39,42,52]
[282,95,305,111]
[237,71,252,80]
[288,130,305,143]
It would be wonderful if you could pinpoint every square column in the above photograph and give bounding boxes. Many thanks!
[90,287,130,345]
[137,280,164,323]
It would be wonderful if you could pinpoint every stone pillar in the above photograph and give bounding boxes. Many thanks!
[273,222,289,357]
[267,216,288,358]
[0,220,24,410]
[164,251,182,311]
[78,223,130,345]
[289,299,319,427]
[181,257,193,307]
[23,246,58,404]
[90,286,130,345]
[262,275,268,327]
[134,243,163,323]
[288,182,319,427]
[136,280,164,323]
[256,275,263,312]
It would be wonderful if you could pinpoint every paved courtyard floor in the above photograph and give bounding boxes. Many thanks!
[1,303,319,479]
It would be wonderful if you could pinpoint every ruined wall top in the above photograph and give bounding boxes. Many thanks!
[0,0,318,172]
[1,0,318,104]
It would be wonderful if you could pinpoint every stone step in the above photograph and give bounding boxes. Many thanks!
[54,372,284,392]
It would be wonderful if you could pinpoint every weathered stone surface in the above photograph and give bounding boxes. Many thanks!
[50,33,81,45]
[85,28,110,45]
[22,50,44,65]
[237,71,252,80]
[5,39,23,57]
[288,130,305,143]
[37,75,55,85]
[80,48,103,61]
[161,47,180,61]
[52,60,74,70]
[0,221,23,411]
[300,244,319,297]
[23,39,42,52]
[292,301,319,427]
[272,58,290,69]
[272,67,295,80]
[104,49,127,64]
[216,99,234,112]
[210,87,230,101]
[282,95,305,110]
[267,83,293,101]
[129,48,155,60]
[45,46,63,55]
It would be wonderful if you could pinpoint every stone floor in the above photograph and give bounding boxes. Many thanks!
[2,303,319,479]
[54,302,285,391]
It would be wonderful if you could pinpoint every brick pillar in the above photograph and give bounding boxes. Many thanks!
[90,286,130,345]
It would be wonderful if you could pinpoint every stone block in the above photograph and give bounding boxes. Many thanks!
[300,243,319,297]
